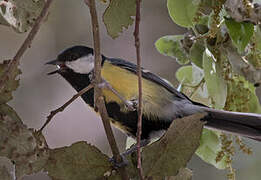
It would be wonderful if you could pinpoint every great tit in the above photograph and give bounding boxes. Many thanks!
[46,45,261,142]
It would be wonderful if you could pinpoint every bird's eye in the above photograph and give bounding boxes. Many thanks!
[71,55,78,60]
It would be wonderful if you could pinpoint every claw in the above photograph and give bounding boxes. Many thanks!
[125,100,137,111]
[130,99,138,109]
[109,139,150,168]
[109,154,129,168]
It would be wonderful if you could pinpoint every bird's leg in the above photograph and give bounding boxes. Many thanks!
[123,139,150,156]
[98,78,137,111]
[129,98,139,110]
[110,139,150,168]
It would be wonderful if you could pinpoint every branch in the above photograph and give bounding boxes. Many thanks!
[134,0,143,179]
[0,0,53,92]
[100,78,136,111]
[222,42,261,85]
[85,0,129,179]
[38,76,136,132]
[38,84,93,132]
[225,0,261,24]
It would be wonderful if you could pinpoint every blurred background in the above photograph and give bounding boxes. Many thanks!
[0,0,261,179]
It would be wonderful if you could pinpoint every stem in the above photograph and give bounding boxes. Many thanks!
[0,0,53,92]
[189,79,205,99]
[134,0,144,179]
[38,84,93,132]
[85,0,129,179]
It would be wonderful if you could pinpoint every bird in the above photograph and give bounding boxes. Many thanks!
[46,45,261,144]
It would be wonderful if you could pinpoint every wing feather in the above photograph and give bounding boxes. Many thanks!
[107,58,191,102]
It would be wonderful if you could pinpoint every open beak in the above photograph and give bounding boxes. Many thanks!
[46,59,61,65]
[46,59,63,75]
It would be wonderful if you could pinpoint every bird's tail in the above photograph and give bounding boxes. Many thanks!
[200,107,261,141]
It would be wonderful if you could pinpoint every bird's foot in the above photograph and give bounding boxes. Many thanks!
[109,154,129,168]
[128,98,138,110]
[109,139,150,168]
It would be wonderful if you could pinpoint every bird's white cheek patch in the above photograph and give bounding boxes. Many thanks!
[65,54,94,74]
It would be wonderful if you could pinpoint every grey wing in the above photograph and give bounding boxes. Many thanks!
[107,58,195,102]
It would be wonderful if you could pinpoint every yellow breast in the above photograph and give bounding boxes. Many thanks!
[101,61,174,119]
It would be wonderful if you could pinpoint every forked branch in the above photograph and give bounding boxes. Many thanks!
[85,0,129,179]
[0,0,53,92]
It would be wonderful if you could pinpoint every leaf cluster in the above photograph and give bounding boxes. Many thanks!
[154,0,261,176]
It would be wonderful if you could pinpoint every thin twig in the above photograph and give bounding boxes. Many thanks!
[38,76,135,132]
[100,78,136,111]
[134,0,144,179]
[225,0,261,24]
[38,84,93,132]
[38,77,135,133]
[85,0,129,179]
[189,79,205,99]
[0,0,53,92]
[191,33,209,41]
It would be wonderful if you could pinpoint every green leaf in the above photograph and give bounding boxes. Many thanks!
[254,24,261,51]
[0,166,12,180]
[0,0,45,33]
[155,35,190,65]
[191,82,212,106]
[196,129,227,169]
[0,104,49,179]
[225,75,261,113]
[189,40,205,68]
[0,157,13,180]
[248,86,261,114]
[0,15,9,26]
[142,114,204,176]
[176,66,193,85]
[167,0,200,28]
[176,65,204,86]
[171,168,193,180]
[197,15,209,26]
[0,4,6,15]
[245,53,261,71]
[200,0,217,8]
[247,26,261,68]
[225,44,261,84]
[203,49,227,109]
[0,60,21,104]
[225,18,254,52]
[103,0,136,39]
[45,142,114,180]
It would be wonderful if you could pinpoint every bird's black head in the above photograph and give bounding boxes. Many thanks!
[46,45,101,75]
[46,46,102,93]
